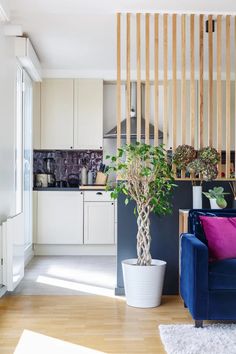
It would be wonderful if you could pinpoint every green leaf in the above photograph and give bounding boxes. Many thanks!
[125,198,129,205]
[216,197,227,208]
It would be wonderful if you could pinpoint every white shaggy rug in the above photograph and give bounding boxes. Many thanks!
[159,324,236,354]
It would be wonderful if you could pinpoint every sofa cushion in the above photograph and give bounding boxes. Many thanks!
[209,258,236,290]
[188,210,236,245]
[199,216,236,261]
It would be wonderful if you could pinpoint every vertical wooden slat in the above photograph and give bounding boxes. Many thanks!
[208,15,213,146]
[163,14,168,147]
[154,14,159,146]
[181,15,186,145]
[172,14,177,150]
[217,15,222,178]
[226,15,231,178]
[190,14,195,148]
[172,14,177,177]
[181,14,186,178]
[116,13,121,149]
[145,13,150,144]
[136,13,141,143]
[199,14,204,149]
[126,13,131,145]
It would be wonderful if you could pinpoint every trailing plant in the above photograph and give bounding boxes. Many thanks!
[106,143,176,266]
[203,186,229,208]
[172,144,196,170]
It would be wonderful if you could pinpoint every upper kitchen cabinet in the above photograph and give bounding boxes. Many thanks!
[41,79,74,149]
[74,79,103,150]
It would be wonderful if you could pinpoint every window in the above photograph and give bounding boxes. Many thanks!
[15,65,23,215]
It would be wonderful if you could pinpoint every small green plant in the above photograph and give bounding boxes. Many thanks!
[203,187,229,208]
[106,143,177,266]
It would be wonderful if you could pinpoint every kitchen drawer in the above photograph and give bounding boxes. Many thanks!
[83,190,113,202]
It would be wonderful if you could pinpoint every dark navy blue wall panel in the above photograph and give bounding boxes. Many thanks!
[116,181,232,295]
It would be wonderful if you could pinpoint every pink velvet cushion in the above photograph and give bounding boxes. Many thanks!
[199,216,236,261]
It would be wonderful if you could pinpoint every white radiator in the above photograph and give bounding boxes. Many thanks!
[2,213,24,291]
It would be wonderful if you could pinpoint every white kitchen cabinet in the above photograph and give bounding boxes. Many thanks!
[74,79,103,150]
[84,201,115,245]
[41,79,74,149]
[37,191,83,244]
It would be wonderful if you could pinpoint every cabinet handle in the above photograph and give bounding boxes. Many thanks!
[70,146,73,149]
[96,192,103,195]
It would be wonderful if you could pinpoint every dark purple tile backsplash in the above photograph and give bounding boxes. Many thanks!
[34,150,103,183]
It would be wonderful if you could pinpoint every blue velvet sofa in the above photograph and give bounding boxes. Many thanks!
[180,209,236,327]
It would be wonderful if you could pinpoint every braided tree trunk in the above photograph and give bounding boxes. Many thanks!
[136,203,152,266]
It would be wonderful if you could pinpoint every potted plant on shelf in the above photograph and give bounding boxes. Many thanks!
[106,143,176,308]
[188,147,220,208]
[203,186,228,209]
[173,145,220,209]
[172,144,201,207]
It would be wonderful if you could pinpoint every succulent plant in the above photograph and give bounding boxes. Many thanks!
[198,147,220,165]
[173,145,196,169]
[203,186,229,208]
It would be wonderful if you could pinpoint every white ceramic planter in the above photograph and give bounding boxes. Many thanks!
[210,198,221,209]
[122,259,166,308]
[192,185,202,209]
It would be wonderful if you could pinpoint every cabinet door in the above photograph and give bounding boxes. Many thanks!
[37,192,83,244]
[41,79,74,149]
[84,202,115,244]
[74,79,103,150]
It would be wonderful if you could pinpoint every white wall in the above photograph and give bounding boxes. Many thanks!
[0,24,17,223]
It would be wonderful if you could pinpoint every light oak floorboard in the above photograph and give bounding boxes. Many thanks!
[0,295,192,354]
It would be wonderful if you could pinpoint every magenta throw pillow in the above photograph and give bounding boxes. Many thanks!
[199,216,236,261]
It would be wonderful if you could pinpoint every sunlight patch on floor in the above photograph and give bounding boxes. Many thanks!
[46,265,115,287]
[14,330,105,354]
[36,275,124,299]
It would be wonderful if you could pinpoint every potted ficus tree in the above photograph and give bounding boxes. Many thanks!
[106,143,176,308]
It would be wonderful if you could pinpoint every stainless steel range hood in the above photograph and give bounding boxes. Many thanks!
[104,82,163,140]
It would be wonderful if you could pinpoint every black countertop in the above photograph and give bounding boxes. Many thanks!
[33,187,108,191]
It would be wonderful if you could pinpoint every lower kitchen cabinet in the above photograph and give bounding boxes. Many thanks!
[84,201,115,245]
[37,191,84,244]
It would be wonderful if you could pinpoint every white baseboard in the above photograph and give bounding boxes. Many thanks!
[0,285,7,298]
[34,244,117,256]
[24,244,34,266]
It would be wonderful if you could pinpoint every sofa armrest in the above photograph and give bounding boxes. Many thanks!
[180,233,209,320]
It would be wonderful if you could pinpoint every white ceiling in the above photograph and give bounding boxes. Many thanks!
[9,0,236,78]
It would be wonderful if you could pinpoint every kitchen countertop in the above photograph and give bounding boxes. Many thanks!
[33,187,108,191]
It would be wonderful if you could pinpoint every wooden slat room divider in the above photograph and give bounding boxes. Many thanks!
[116,13,236,180]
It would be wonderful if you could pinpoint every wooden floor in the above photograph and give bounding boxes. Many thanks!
[0,295,192,354]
